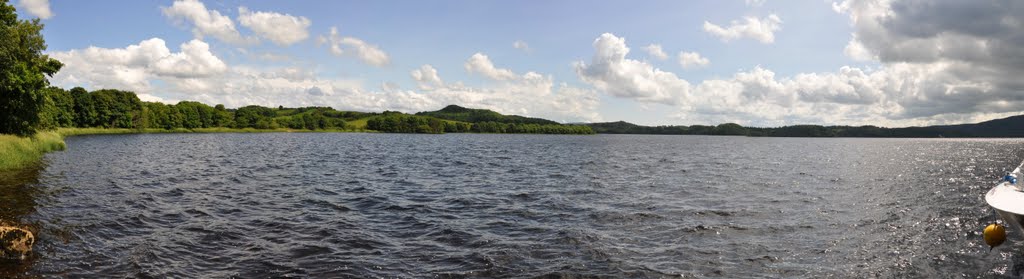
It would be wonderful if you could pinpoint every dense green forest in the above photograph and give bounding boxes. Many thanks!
[366,112,461,134]
[16,85,595,135]
[365,112,592,134]
[584,121,749,135]
[31,86,358,131]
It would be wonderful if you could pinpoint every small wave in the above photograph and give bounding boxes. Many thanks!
[301,199,351,212]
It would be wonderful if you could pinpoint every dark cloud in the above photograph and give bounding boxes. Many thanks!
[843,0,1024,119]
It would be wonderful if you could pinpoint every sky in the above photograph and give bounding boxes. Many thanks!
[14,0,1024,127]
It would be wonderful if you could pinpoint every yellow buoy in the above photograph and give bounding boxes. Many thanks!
[984,223,1007,251]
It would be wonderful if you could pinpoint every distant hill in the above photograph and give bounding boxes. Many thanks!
[415,105,559,125]
[351,105,593,134]
[930,115,1024,137]
[585,114,1024,137]
[586,121,743,135]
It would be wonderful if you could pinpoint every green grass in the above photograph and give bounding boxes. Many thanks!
[346,117,371,130]
[0,131,66,171]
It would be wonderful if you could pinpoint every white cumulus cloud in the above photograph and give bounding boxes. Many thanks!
[17,0,52,19]
[411,64,444,90]
[464,53,518,81]
[644,44,669,60]
[703,14,782,43]
[151,40,228,78]
[319,26,390,67]
[678,51,710,69]
[177,57,601,122]
[422,54,601,122]
[162,0,256,45]
[842,35,873,61]
[46,38,600,123]
[237,7,312,46]
[574,33,690,105]
[49,38,227,94]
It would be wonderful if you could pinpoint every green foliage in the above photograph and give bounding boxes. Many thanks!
[367,112,593,135]
[70,87,97,127]
[366,113,446,134]
[396,105,593,134]
[88,89,143,128]
[0,1,63,136]
[587,121,719,135]
[38,86,74,129]
[233,105,276,129]
[211,104,232,127]
[471,121,594,134]
[417,105,559,125]
[443,121,472,133]
[712,123,748,136]
[272,107,346,130]
[143,102,181,129]
[175,101,220,128]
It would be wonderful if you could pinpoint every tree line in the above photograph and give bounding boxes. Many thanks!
[415,105,559,125]
[29,86,367,131]
[365,112,594,134]
[19,84,595,135]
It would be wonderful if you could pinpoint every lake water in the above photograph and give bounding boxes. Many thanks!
[0,133,1022,278]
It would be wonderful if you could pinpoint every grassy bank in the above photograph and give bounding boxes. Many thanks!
[0,132,66,171]
[0,127,375,171]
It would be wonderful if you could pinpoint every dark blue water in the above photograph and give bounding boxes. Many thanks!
[0,133,1022,278]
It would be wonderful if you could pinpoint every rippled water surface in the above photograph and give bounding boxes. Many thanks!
[1,133,1023,278]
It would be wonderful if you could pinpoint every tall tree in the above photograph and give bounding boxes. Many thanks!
[0,0,63,135]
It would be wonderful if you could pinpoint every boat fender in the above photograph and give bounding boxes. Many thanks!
[1005,173,1017,184]
[984,223,1006,251]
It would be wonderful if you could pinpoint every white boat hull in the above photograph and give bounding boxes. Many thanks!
[986,166,1024,236]
[995,208,1024,236]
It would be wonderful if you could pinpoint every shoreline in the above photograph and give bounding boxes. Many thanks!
[0,127,375,171]
[2,127,598,172]
[8,127,1016,171]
